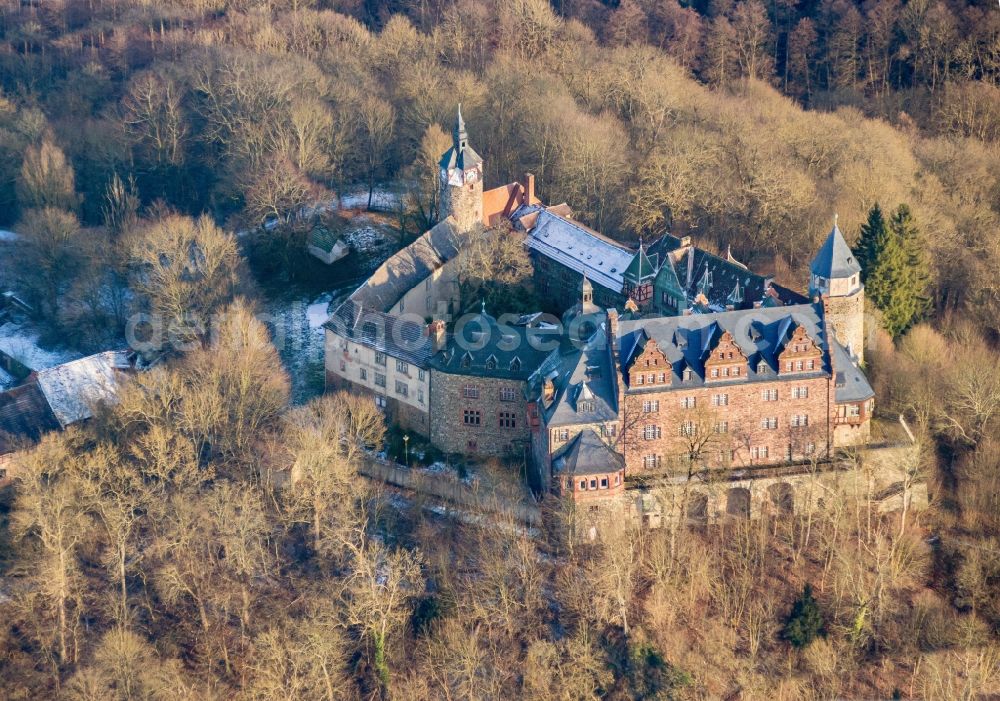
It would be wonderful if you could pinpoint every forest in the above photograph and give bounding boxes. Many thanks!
[1,0,1000,698]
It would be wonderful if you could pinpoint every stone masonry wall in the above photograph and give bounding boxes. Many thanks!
[823,290,866,363]
[430,370,530,459]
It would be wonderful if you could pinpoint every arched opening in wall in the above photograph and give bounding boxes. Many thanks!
[686,492,708,525]
[768,483,794,516]
[726,487,751,520]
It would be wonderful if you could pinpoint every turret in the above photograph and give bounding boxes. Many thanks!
[439,105,484,233]
[810,215,865,363]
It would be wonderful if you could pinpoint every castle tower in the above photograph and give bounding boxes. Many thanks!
[622,241,656,309]
[810,215,865,363]
[439,105,483,233]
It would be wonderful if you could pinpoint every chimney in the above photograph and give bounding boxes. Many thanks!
[606,308,619,351]
[522,173,535,205]
[425,319,447,353]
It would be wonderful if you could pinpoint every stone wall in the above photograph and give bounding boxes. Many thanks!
[430,370,531,459]
[440,175,483,234]
[823,290,866,363]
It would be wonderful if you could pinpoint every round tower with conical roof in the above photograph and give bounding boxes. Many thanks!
[810,215,865,363]
[439,105,484,233]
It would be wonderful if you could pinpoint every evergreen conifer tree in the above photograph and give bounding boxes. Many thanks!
[854,203,929,337]
[781,583,825,649]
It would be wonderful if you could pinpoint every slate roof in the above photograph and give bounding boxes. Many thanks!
[348,218,460,312]
[831,340,874,403]
[649,235,808,312]
[324,300,436,368]
[35,351,133,428]
[552,428,624,476]
[618,303,832,388]
[811,220,861,279]
[622,245,656,283]
[534,323,619,427]
[431,309,553,380]
[0,381,59,456]
[439,106,483,173]
[519,207,636,293]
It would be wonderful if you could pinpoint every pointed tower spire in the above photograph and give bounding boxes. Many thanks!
[454,103,467,151]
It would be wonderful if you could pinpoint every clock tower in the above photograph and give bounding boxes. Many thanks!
[439,104,483,234]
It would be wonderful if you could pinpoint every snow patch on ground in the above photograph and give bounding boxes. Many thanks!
[0,230,18,242]
[339,187,402,211]
[307,296,333,329]
[0,322,82,371]
[343,225,396,263]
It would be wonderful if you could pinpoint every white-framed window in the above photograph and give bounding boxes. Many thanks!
[680,421,695,436]
[757,361,769,374]
[683,368,693,381]
[375,373,386,388]
[792,386,809,399]
[643,454,661,470]
[848,404,860,417]
[643,400,659,413]
[808,359,816,370]
[635,374,645,385]
[396,359,409,373]
[761,417,778,429]
[554,428,569,442]
[643,424,661,440]
[417,389,424,403]
[791,414,809,427]
[601,424,617,438]
[418,369,425,381]
[714,421,728,433]
[395,381,408,397]
[499,387,516,402]
[762,388,778,401]
[681,396,696,409]
[657,372,666,383]
[360,368,368,381]
[375,352,387,366]
[750,446,769,460]
[711,368,719,378]
[463,385,479,399]
[712,393,729,406]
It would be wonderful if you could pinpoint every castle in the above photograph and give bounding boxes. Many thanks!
[324,108,873,508]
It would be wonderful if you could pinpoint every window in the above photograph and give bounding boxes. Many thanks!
[680,421,695,436]
[0,468,6,480]
[796,360,804,371]
[396,359,409,373]
[463,385,479,399]
[712,393,729,406]
[808,359,816,370]
[722,367,730,377]
[510,357,521,372]
[499,387,516,402]
[600,477,609,488]
[681,396,696,409]
[463,410,482,426]
[647,373,656,384]
[579,480,587,490]
[555,428,569,442]
[683,368,692,381]
[339,360,346,372]
[657,372,666,383]
[375,352,387,366]
[711,368,719,378]
[418,389,424,403]
[757,361,769,374]
[578,400,595,413]
[643,400,659,413]
[418,369,425,381]
[395,381,408,397]
[751,446,769,460]
[588,479,596,490]
[762,388,778,401]
[848,404,860,417]
[792,386,809,399]
[375,395,387,409]
[806,442,816,455]
[485,356,497,370]
[761,417,778,430]
[636,374,645,385]
[643,454,661,469]
[643,424,662,440]
[375,373,386,388]
[791,414,809,427]
[360,368,368,381]
[601,424,617,438]
[714,421,729,434]
[733,366,741,376]
[498,411,517,429]
[614,474,621,486]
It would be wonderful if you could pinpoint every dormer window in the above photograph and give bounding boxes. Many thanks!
[485,355,497,371]
[683,368,692,381]
[509,357,521,372]
[757,361,768,374]
[578,400,595,413]
[461,352,472,368]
